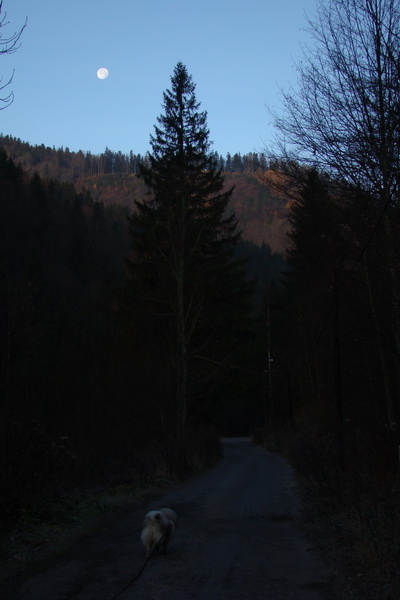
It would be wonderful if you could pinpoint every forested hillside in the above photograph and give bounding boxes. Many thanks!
[0,133,284,530]
[0,135,289,254]
[0,149,131,526]
[1,0,399,595]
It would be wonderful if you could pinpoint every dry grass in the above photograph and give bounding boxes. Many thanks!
[0,426,221,586]
[0,484,145,585]
[255,425,400,600]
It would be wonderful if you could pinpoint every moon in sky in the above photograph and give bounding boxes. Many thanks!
[97,67,109,80]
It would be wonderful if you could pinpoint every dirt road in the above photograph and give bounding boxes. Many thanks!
[5,438,345,600]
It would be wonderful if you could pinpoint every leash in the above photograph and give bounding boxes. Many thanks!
[109,533,166,600]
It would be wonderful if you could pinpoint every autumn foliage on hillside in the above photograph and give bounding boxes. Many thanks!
[0,136,286,529]
[0,135,289,254]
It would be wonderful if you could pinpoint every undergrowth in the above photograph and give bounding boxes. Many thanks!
[0,426,221,585]
[0,483,147,585]
[254,425,400,600]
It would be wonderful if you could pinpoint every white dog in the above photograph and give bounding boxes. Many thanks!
[141,507,178,557]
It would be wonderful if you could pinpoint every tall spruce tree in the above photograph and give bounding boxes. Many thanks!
[124,63,250,442]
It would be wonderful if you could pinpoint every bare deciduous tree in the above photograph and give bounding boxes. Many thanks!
[0,0,27,109]
[271,0,400,434]
[273,0,400,192]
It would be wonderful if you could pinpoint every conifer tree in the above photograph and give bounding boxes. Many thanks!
[124,63,249,441]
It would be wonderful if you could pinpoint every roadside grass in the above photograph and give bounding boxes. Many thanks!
[0,483,150,585]
[254,426,400,600]
[0,430,221,587]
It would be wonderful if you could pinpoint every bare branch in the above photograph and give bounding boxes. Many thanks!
[270,0,400,204]
[0,0,27,108]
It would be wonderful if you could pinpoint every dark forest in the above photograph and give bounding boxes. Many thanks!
[0,135,284,528]
[2,0,400,592]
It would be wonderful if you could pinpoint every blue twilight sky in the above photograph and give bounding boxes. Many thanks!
[0,0,318,157]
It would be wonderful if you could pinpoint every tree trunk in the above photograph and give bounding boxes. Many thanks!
[364,255,396,431]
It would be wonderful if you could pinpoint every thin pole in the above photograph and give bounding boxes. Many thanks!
[332,268,344,464]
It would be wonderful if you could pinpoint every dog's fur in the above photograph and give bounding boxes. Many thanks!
[140,507,177,557]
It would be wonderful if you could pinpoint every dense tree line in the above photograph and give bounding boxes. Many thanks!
[268,0,400,449]
[220,151,268,173]
[0,134,270,180]
[0,149,136,525]
[0,88,282,526]
[0,136,150,181]
[266,165,400,595]
[0,136,289,256]
[262,2,400,592]
[270,169,399,437]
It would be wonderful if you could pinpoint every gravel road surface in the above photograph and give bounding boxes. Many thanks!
[5,438,346,600]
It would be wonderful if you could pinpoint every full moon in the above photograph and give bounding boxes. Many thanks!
[97,67,109,80]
